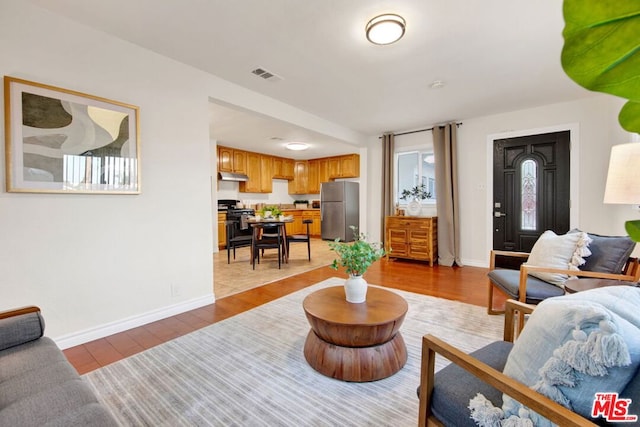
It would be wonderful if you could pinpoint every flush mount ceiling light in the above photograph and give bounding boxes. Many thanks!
[366,14,406,45]
[286,142,309,151]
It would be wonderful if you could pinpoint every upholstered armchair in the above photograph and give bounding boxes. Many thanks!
[487,231,639,317]
[419,287,640,426]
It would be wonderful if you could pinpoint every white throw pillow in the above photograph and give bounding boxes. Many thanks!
[524,230,591,286]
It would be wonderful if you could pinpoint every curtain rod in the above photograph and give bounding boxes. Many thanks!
[379,122,463,138]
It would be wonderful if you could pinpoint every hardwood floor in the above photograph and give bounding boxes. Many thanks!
[63,259,505,375]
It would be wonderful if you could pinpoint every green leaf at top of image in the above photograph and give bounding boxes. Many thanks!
[625,220,640,243]
[561,0,640,132]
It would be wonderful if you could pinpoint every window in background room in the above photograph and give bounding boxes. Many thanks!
[396,150,436,204]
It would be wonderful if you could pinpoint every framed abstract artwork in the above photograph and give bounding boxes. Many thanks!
[4,76,140,194]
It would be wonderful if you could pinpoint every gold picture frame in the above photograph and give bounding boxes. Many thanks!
[4,76,140,194]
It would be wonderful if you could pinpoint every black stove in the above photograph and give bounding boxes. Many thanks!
[217,199,239,212]
[227,208,255,216]
[219,200,255,237]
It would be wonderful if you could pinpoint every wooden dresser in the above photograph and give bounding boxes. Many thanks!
[385,216,438,266]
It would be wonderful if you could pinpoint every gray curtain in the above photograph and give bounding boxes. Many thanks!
[433,123,462,267]
[381,133,395,243]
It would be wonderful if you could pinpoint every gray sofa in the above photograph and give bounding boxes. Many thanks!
[0,306,119,427]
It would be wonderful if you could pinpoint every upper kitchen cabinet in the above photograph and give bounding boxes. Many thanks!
[217,145,246,174]
[286,154,359,195]
[272,156,295,180]
[328,154,360,179]
[239,153,272,193]
[260,155,273,193]
[288,161,309,194]
[307,159,320,194]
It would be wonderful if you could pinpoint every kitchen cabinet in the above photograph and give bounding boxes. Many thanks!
[288,161,309,194]
[303,210,321,237]
[307,159,320,194]
[272,157,294,180]
[338,154,360,178]
[233,150,247,174]
[260,155,273,192]
[318,159,329,185]
[217,212,227,249]
[286,155,358,195]
[283,210,304,235]
[385,216,438,266]
[239,153,272,193]
[217,146,246,173]
[328,154,360,179]
[283,209,321,237]
[327,157,341,179]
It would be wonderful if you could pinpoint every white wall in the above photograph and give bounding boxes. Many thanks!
[0,1,362,347]
[0,1,215,345]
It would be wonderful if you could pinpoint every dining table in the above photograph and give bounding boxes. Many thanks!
[247,216,295,265]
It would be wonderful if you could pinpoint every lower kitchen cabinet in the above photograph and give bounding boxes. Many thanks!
[385,216,438,266]
[283,209,321,237]
[217,212,227,249]
[303,211,321,237]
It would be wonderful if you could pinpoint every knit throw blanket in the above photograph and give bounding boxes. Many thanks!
[469,286,640,426]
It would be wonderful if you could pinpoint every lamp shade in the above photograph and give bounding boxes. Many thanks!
[603,142,640,204]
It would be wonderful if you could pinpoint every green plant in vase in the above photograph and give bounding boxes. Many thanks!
[329,226,385,303]
[399,183,431,201]
[329,226,386,276]
[260,205,282,218]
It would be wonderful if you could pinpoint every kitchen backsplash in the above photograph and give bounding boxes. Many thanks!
[217,178,317,207]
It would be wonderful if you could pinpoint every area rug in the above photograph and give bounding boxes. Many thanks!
[84,278,504,426]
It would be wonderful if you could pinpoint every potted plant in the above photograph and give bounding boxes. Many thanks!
[400,183,431,216]
[399,183,431,201]
[260,205,282,218]
[328,226,386,303]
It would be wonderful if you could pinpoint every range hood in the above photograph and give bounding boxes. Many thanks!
[218,172,249,182]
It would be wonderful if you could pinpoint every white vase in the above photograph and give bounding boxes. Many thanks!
[406,199,421,216]
[344,274,367,303]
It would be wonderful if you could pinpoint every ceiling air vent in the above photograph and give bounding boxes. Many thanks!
[251,67,283,82]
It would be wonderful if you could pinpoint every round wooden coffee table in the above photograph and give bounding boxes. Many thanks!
[302,285,408,382]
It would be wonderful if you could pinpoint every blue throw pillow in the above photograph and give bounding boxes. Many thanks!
[582,233,635,274]
[570,230,636,274]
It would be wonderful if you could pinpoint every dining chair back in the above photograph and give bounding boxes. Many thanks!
[286,218,312,261]
[252,223,285,269]
[225,219,253,264]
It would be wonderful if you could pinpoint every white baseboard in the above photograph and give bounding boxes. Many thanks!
[461,258,489,268]
[54,295,215,350]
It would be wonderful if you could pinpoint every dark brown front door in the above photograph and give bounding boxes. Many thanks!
[493,131,571,253]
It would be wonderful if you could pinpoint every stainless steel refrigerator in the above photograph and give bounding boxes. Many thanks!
[320,181,359,242]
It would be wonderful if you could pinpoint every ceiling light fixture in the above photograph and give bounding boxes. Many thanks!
[286,142,309,151]
[366,14,406,45]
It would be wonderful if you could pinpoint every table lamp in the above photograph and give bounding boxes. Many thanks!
[604,142,640,243]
